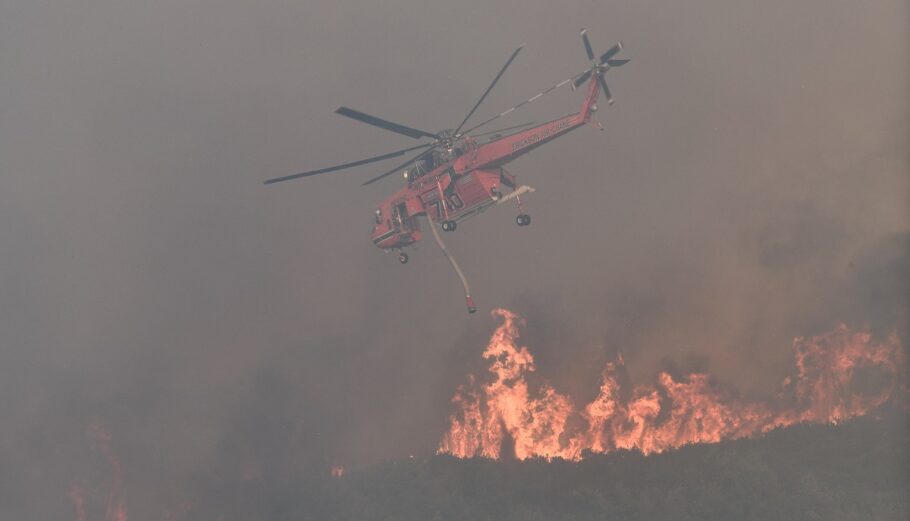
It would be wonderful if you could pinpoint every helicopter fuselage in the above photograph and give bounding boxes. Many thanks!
[371,75,601,251]
[264,31,627,312]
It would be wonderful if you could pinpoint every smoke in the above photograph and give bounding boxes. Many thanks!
[0,0,907,518]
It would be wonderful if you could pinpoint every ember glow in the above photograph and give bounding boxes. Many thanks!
[68,419,128,521]
[439,309,905,460]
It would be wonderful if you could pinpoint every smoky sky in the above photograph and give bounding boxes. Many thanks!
[1,0,907,518]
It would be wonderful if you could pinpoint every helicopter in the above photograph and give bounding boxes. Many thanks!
[265,30,628,313]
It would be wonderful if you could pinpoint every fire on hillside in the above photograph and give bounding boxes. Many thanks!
[439,309,905,460]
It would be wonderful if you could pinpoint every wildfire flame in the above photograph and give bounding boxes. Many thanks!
[68,419,129,521]
[439,309,905,460]
[68,419,194,521]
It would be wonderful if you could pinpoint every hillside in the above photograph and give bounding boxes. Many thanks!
[291,415,908,521]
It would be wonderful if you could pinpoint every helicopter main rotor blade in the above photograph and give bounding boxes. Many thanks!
[361,146,437,186]
[581,29,595,61]
[264,143,433,185]
[453,45,523,135]
[461,74,577,136]
[335,107,438,140]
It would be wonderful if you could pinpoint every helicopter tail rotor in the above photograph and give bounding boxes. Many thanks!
[573,31,628,105]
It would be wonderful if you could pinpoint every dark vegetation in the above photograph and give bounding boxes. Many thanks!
[195,414,909,521]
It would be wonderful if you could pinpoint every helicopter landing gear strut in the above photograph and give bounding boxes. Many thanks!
[514,191,530,227]
[398,252,409,264]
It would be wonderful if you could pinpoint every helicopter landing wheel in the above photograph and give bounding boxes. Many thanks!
[442,220,457,232]
[398,252,409,264]
[516,214,530,226]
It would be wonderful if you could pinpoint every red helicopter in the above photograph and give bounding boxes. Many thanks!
[265,30,628,313]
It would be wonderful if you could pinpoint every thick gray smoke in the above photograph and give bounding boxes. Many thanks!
[0,0,906,518]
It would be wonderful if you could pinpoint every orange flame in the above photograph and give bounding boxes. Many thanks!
[67,485,87,521]
[68,419,128,521]
[68,419,195,521]
[439,309,905,460]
